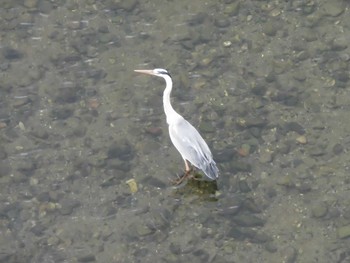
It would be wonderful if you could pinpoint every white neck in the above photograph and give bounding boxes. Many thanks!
[162,75,182,124]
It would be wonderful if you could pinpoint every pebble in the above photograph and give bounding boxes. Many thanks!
[134,222,154,236]
[126,178,138,193]
[0,161,11,177]
[263,21,280,36]
[37,0,53,13]
[322,1,344,17]
[217,196,243,216]
[265,242,278,253]
[51,107,74,120]
[332,144,343,155]
[17,160,35,173]
[230,160,252,172]
[2,47,23,60]
[198,121,215,133]
[139,138,161,154]
[296,135,307,144]
[238,180,251,193]
[23,0,38,8]
[284,121,305,135]
[269,8,281,17]
[277,175,295,187]
[144,126,162,137]
[12,97,30,108]
[331,37,348,51]
[142,176,166,189]
[281,246,298,263]
[106,159,131,172]
[337,225,350,239]
[259,150,273,163]
[0,147,7,160]
[237,117,267,128]
[214,17,230,28]
[77,254,96,262]
[59,198,81,215]
[223,2,240,16]
[54,84,81,104]
[237,144,250,157]
[31,126,49,139]
[308,146,326,156]
[149,208,171,231]
[233,214,265,227]
[311,202,328,218]
[107,139,134,161]
[243,199,261,213]
[30,223,46,236]
[107,0,138,12]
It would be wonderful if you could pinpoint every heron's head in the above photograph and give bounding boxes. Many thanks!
[134,68,171,78]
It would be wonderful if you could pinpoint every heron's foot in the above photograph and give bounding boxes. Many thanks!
[171,169,193,186]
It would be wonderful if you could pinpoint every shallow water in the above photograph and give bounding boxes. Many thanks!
[1,0,350,262]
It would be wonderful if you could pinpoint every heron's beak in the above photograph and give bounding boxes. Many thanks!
[134,69,154,76]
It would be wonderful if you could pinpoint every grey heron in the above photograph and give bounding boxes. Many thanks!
[134,68,219,183]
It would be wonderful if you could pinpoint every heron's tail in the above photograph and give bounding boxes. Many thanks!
[203,161,219,180]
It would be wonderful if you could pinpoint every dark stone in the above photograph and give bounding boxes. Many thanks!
[251,82,267,96]
[334,71,349,82]
[134,248,148,258]
[142,176,166,188]
[59,198,81,215]
[0,146,7,160]
[284,122,305,134]
[107,139,134,161]
[187,12,208,26]
[149,208,171,231]
[169,242,181,255]
[3,47,23,60]
[250,232,272,243]
[17,160,36,174]
[37,191,51,202]
[30,126,49,140]
[38,0,54,13]
[77,254,96,262]
[249,127,262,138]
[12,97,30,108]
[238,117,267,128]
[271,91,299,106]
[242,199,261,213]
[296,180,312,193]
[30,223,46,236]
[333,143,344,155]
[214,17,230,28]
[105,0,138,12]
[238,180,251,193]
[106,159,131,172]
[229,160,252,173]
[263,21,280,36]
[276,142,291,154]
[0,202,21,219]
[215,148,236,163]
[265,242,278,253]
[0,161,11,177]
[233,214,265,227]
[54,85,82,104]
[192,249,209,262]
[51,107,74,119]
[281,246,297,263]
[228,227,259,240]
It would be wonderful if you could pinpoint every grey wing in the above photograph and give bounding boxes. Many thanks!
[169,118,219,180]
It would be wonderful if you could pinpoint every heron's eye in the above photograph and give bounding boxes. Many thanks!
[159,70,171,77]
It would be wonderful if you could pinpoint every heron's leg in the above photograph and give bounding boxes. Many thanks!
[171,160,193,185]
[184,160,191,173]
